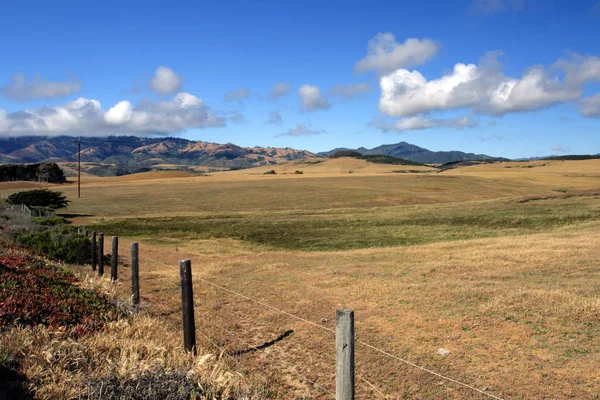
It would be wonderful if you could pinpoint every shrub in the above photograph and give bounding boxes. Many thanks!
[32,216,69,226]
[263,170,277,175]
[294,170,303,174]
[7,189,70,210]
[15,226,90,264]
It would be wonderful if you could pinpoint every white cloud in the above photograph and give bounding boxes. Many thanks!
[150,66,182,95]
[328,83,371,99]
[354,33,439,75]
[276,123,325,137]
[224,87,250,102]
[552,53,600,86]
[470,0,527,14]
[372,115,478,132]
[267,110,283,125]
[0,92,224,136]
[379,51,583,118]
[298,84,330,111]
[1,73,81,101]
[269,82,292,100]
[580,93,600,117]
[551,144,571,153]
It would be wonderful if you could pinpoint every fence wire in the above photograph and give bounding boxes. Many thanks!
[88,236,506,400]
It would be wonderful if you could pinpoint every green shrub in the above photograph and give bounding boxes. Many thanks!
[31,216,69,226]
[15,227,90,264]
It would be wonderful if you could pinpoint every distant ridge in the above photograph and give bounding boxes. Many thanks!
[0,136,317,174]
[320,141,507,164]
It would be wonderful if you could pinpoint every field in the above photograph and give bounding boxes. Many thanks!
[5,158,600,399]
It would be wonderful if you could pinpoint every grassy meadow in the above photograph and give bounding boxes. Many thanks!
[4,157,600,399]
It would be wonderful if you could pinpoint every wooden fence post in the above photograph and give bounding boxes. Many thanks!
[131,243,140,310]
[336,308,355,400]
[91,232,97,271]
[111,236,118,281]
[179,260,196,354]
[98,233,104,276]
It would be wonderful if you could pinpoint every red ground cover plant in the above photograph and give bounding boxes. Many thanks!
[0,243,117,336]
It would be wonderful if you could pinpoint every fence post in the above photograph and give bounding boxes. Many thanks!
[131,242,140,310]
[179,259,196,354]
[111,236,118,281]
[336,308,355,400]
[91,232,97,271]
[98,233,104,276]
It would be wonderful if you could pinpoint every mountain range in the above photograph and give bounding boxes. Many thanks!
[0,136,317,174]
[319,142,506,164]
[0,136,509,176]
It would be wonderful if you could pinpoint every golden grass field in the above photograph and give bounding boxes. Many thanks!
[3,157,600,399]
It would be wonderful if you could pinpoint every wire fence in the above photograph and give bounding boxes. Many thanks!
[77,230,505,399]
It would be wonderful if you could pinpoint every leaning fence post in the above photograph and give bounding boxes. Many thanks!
[98,233,104,276]
[179,259,196,354]
[111,236,118,281]
[91,232,97,271]
[336,308,355,400]
[131,243,140,310]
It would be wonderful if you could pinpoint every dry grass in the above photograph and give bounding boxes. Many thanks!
[6,158,600,398]
[1,315,268,399]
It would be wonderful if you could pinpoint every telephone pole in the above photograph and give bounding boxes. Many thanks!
[74,138,83,198]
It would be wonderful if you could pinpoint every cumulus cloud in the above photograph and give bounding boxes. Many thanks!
[298,84,330,111]
[552,53,600,86]
[224,87,250,102]
[551,144,571,153]
[1,73,81,102]
[371,115,478,132]
[470,0,527,14]
[580,93,600,117]
[379,51,586,118]
[354,33,439,75]
[0,92,225,137]
[267,110,283,125]
[269,82,292,100]
[328,83,371,99]
[150,66,182,95]
[276,123,325,137]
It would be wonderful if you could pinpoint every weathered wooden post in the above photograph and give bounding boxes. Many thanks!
[98,233,104,276]
[111,236,118,281]
[131,243,140,310]
[91,232,97,271]
[336,308,355,400]
[179,260,196,354]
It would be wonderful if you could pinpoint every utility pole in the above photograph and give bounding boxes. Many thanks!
[74,138,82,198]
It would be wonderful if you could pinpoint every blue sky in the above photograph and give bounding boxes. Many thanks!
[0,0,599,158]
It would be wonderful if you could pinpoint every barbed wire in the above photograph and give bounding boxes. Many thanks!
[104,249,505,399]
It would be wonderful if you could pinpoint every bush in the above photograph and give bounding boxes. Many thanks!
[263,170,277,175]
[15,226,90,264]
[32,216,69,226]
[294,170,303,174]
[7,189,70,210]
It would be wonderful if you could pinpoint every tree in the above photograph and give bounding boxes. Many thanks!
[7,190,70,210]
